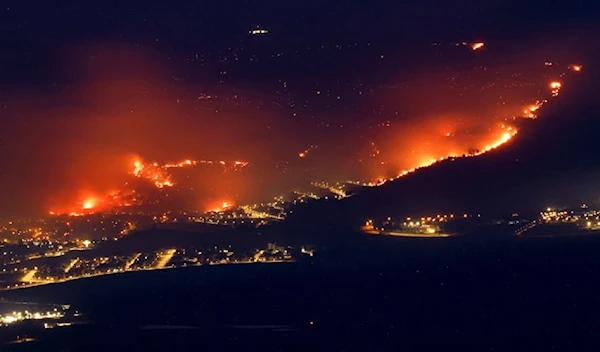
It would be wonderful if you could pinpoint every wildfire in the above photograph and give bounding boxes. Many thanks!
[164,159,249,170]
[550,81,561,97]
[131,158,250,189]
[367,64,579,188]
[298,145,318,158]
[44,47,583,218]
[132,160,174,188]
[368,127,518,187]
[50,157,250,216]
[164,159,197,168]
[523,101,545,119]
[207,200,234,212]
[471,42,485,51]
[454,41,485,51]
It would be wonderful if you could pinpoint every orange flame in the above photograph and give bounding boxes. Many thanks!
[471,42,485,51]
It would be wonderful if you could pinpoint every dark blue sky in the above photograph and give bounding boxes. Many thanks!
[0,0,597,84]
[1,1,597,48]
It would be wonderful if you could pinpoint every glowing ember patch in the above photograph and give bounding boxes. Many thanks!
[471,42,484,50]
[130,158,249,189]
[298,145,317,158]
[206,200,235,212]
[550,81,562,97]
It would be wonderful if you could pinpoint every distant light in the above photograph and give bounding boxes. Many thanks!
[249,29,268,35]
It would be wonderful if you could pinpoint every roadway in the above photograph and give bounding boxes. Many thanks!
[20,269,38,283]
[154,249,176,269]
[3,257,294,291]
[363,229,450,238]
[64,259,80,274]
[124,253,141,270]
[382,231,450,238]
[515,220,540,236]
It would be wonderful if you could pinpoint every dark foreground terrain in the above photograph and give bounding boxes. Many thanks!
[3,232,600,350]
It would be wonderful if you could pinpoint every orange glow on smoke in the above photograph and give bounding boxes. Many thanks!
[12,41,581,217]
[367,126,518,186]
[206,200,235,212]
[365,71,577,186]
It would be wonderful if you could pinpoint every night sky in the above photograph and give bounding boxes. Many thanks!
[1,1,597,74]
[0,0,598,216]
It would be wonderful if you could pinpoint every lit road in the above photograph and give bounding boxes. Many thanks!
[20,269,39,283]
[154,249,176,269]
[363,229,450,238]
[2,257,294,291]
[515,220,539,236]
[311,182,347,198]
[240,205,284,220]
[293,191,319,200]
[208,259,292,266]
[64,258,79,273]
[124,253,141,270]
[382,231,450,238]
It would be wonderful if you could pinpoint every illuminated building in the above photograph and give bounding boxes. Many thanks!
[249,27,268,35]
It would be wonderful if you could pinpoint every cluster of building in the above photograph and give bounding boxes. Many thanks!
[0,193,329,291]
[540,206,600,230]
[0,213,145,242]
[363,215,453,237]
[360,212,491,238]
[190,189,344,226]
[0,309,64,325]
[1,242,312,291]
[514,205,600,236]
[0,302,76,328]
